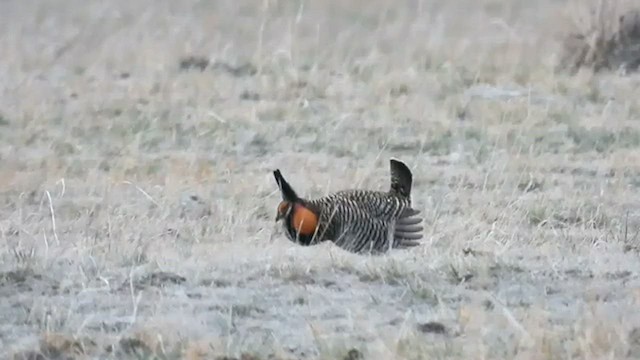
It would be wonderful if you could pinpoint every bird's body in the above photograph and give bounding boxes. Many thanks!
[273,159,423,254]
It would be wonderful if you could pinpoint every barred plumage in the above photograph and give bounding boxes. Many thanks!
[273,159,423,254]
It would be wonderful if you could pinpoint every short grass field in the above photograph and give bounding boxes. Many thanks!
[2,0,640,359]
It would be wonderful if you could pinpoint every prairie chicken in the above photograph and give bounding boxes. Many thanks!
[273,159,423,254]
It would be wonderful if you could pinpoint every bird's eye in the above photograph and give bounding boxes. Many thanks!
[278,201,289,214]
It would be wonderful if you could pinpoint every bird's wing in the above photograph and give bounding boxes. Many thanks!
[324,202,423,254]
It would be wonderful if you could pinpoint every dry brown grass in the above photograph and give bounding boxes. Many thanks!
[558,0,640,73]
[2,0,640,359]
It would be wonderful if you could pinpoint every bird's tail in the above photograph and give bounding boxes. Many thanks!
[389,158,413,198]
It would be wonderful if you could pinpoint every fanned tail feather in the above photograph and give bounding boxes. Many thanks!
[389,158,413,198]
[394,207,423,247]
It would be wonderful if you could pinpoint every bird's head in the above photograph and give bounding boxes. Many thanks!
[273,170,319,237]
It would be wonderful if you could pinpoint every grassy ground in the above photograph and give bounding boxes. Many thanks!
[2,0,640,359]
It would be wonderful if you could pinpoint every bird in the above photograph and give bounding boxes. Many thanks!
[272,158,423,254]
